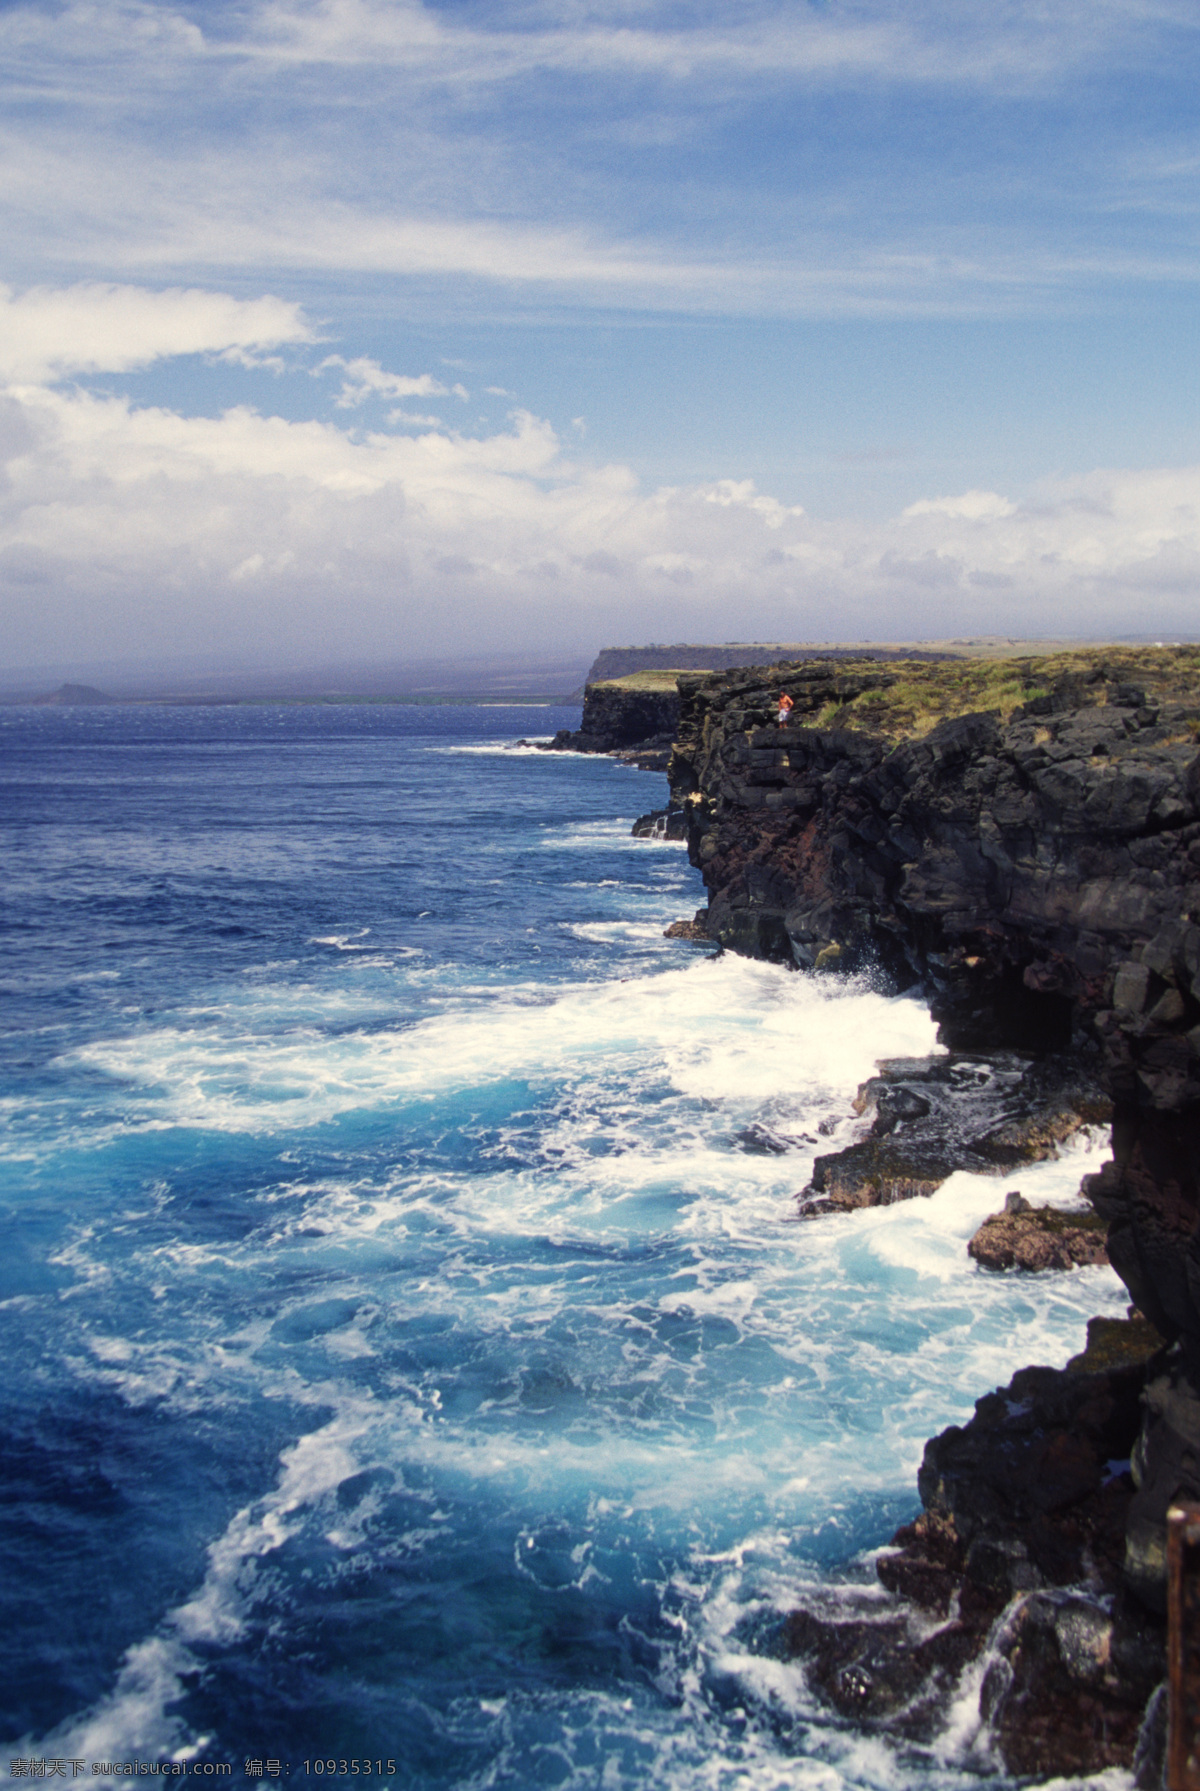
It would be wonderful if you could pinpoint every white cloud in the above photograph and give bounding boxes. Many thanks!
[319,356,448,408]
[0,282,313,383]
[207,0,1196,95]
[2,282,1200,672]
[2,2,1198,320]
[700,478,806,528]
[903,489,1016,521]
[4,377,1200,668]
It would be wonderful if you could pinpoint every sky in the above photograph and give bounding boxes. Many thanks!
[3,0,1200,678]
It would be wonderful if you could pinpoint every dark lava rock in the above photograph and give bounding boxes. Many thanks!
[735,1119,815,1154]
[781,1594,964,1732]
[799,1138,951,1212]
[979,1590,1165,1778]
[545,681,681,768]
[633,808,689,840]
[914,1357,1149,1578]
[666,652,1200,1431]
[784,1327,1169,1773]
[1124,1350,1200,1612]
[663,913,711,942]
[653,650,1200,1761]
[797,1051,1109,1216]
[968,1199,1110,1271]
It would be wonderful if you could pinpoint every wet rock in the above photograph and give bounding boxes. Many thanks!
[632,807,689,840]
[797,1051,1109,1216]
[1068,1311,1167,1373]
[663,910,710,942]
[874,1510,965,1616]
[907,1349,1154,1585]
[781,1603,927,1722]
[736,1121,794,1154]
[968,1201,1110,1271]
[981,1590,1164,1778]
[1125,1350,1200,1612]
[785,1336,1168,1772]
[799,1137,952,1213]
[915,1355,1151,1572]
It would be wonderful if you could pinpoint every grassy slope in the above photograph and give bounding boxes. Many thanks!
[804,647,1200,742]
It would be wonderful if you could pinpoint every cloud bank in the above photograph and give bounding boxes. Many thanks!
[2,283,1198,674]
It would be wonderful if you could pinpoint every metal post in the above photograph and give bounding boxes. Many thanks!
[1168,1503,1200,1789]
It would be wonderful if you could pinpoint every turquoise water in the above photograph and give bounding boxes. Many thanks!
[0,703,1125,1786]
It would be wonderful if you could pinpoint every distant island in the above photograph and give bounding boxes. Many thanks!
[33,683,115,705]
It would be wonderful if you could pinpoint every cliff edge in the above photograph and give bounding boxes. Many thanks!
[546,672,684,769]
[666,647,1200,1769]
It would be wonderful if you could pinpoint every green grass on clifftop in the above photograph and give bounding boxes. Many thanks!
[593,669,697,692]
[804,647,1200,742]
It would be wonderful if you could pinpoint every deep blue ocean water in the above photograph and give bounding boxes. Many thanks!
[0,703,1127,1788]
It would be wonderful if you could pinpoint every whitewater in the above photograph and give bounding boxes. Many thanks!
[0,702,1128,1787]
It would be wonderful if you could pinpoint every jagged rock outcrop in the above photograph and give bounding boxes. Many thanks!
[631,806,689,840]
[663,911,710,942]
[668,655,1200,1042]
[784,1315,1167,1774]
[799,1050,1110,1214]
[667,653,1200,1386]
[665,648,1200,1754]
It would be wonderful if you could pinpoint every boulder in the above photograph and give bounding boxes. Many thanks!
[968,1196,1110,1271]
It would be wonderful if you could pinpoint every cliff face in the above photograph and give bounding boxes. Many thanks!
[668,656,1200,1045]
[547,678,682,768]
[667,651,1200,1628]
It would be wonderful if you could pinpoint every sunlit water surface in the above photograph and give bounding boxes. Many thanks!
[0,704,1126,1788]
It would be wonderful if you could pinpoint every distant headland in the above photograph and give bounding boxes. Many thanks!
[5,636,1192,707]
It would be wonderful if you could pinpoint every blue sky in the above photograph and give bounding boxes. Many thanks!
[3,0,1200,674]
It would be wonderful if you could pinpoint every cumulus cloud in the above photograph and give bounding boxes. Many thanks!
[1,386,1198,665]
[0,283,314,383]
[2,282,1200,673]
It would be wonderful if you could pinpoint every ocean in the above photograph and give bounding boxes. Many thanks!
[0,701,1127,1788]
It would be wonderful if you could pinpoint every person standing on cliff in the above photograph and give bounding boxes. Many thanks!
[777,692,794,726]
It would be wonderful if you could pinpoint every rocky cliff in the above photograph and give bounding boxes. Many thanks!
[666,647,1200,1768]
[546,676,683,769]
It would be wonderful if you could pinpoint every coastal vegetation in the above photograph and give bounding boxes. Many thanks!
[598,646,1200,743]
[801,646,1200,740]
